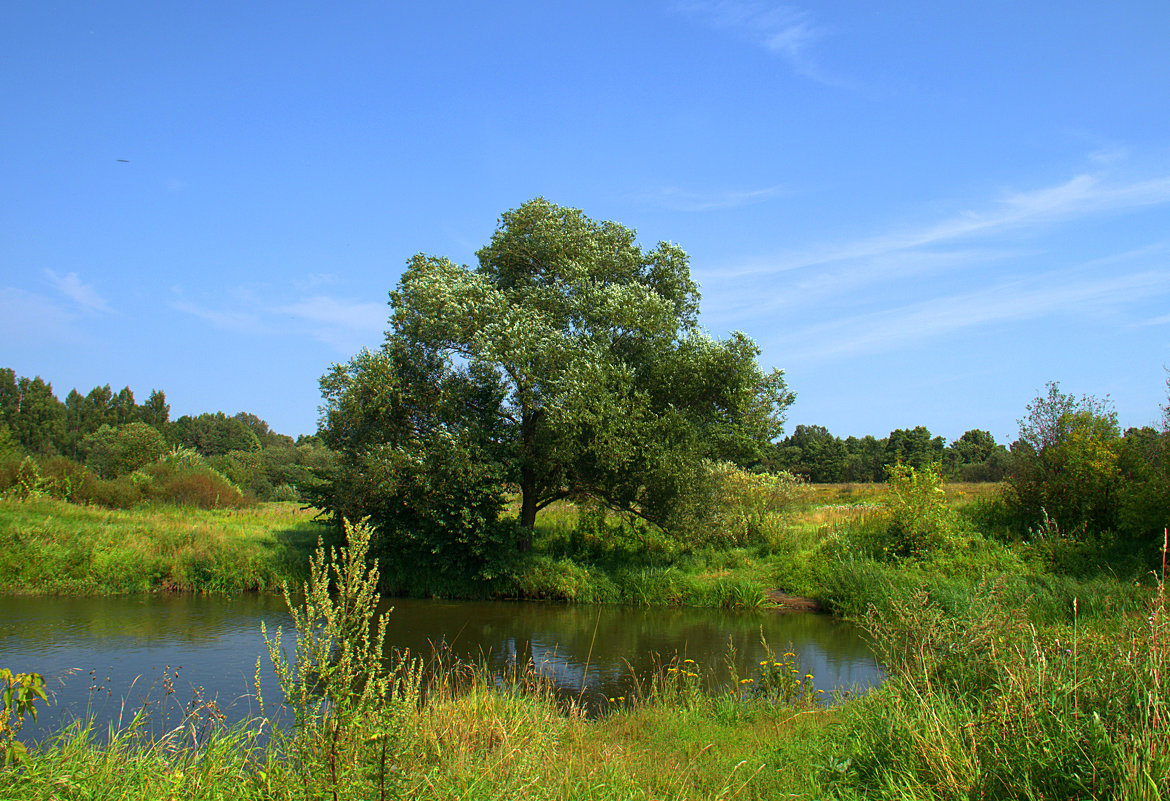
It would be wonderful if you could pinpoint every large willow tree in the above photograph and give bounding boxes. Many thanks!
[318,199,793,567]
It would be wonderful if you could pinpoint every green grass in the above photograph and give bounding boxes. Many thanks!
[6,579,1165,800]
[0,498,322,594]
[4,484,1168,800]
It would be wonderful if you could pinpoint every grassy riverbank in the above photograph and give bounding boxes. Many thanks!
[3,516,1166,800]
[0,483,1155,623]
[0,499,320,594]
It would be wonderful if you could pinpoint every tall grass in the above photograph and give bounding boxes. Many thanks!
[823,543,1169,800]
[0,498,321,594]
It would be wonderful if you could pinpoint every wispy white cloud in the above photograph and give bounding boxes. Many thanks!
[277,296,386,352]
[644,184,787,211]
[728,172,1170,279]
[777,268,1170,361]
[170,300,266,334]
[676,1,846,86]
[294,273,339,291]
[697,247,1031,322]
[43,270,110,314]
[170,286,386,354]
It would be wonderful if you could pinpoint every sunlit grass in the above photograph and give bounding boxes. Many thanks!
[0,498,321,594]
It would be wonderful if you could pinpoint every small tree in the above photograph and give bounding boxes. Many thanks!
[1116,374,1170,561]
[1006,382,1121,537]
[81,422,166,478]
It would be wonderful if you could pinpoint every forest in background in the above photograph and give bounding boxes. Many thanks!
[0,367,334,507]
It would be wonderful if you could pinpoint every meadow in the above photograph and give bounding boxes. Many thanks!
[2,476,1167,799]
[0,500,318,595]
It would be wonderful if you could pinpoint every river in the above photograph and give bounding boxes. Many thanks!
[1,594,882,738]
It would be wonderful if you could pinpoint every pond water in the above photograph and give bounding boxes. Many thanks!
[0,594,882,739]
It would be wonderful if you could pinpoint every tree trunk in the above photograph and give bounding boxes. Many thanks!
[518,469,536,552]
[517,405,540,552]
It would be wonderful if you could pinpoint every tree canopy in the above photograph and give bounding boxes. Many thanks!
[317,199,794,563]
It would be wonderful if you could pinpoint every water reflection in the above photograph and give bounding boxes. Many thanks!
[0,595,882,738]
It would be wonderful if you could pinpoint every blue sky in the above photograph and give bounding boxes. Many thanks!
[3,1,1169,443]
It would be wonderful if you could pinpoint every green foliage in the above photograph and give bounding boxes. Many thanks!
[360,431,520,585]
[1006,382,1122,538]
[0,425,21,461]
[885,426,945,471]
[139,461,248,508]
[840,463,954,560]
[777,425,1007,485]
[1,372,65,455]
[318,200,792,575]
[171,412,262,456]
[779,424,848,482]
[0,455,83,501]
[882,462,954,557]
[0,668,48,765]
[1112,374,1170,561]
[264,519,421,799]
[80,421,167,478]
[704,462,805,547]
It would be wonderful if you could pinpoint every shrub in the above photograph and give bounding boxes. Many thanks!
[1,455,85,501]
[73,473,144,508]
[80,422,166,478]
[141,463,248,508]
[705,462,805,547]
[333,431,519,584]
[1116,424,1170,565]
[847,463,954,560]
[1006,382,1122,538]
[272,483,300,502]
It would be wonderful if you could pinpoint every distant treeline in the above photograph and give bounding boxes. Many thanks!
[0,368,334,503]
[769,424,1012,483]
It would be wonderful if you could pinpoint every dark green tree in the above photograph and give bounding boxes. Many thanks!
[111,386,137,426]
[81,422,166,478]
[842,435,888,482]
[946,429,1011,482]
[0,369,18,428]
[886,426,945,471]
[9,376,66,455]
[172,412,262,456]
[82,385,115,433]
[782,424,847,483]
[140,390,170,429]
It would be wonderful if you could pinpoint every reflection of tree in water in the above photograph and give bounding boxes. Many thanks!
[3,595,882,732]
[0,594,290,646]
[380,599,882,703]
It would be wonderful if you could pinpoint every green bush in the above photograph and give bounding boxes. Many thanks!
[704,462,805,547]
[1,455,85,501]
[73,473,144,508]
[80,422,166,479]
[144,463,248,508]
[847,463,954,560]
[1006,382,1122,538]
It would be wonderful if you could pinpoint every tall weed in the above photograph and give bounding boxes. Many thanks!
[826,552,1170,800]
